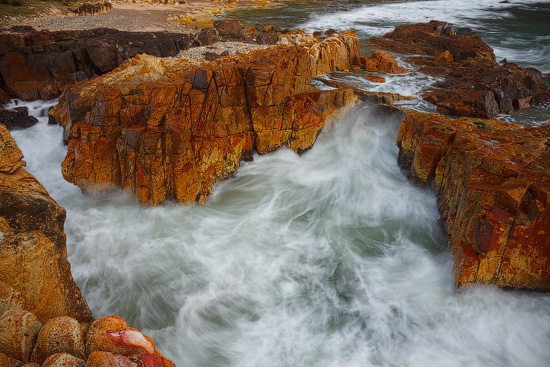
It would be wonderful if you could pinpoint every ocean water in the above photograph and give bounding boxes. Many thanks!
[7,1,550,366]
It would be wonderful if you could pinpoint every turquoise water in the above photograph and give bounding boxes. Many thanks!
[7,1,550,365]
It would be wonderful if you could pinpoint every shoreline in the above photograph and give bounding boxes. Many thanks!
[1,0,254,33]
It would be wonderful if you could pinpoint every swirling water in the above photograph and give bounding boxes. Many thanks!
[7,1,550,365]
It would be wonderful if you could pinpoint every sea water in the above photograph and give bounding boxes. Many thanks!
[7,0,550,365]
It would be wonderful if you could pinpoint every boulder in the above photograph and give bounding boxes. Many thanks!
[0,107,39,130]
[0,310,42,362]
[42,353,85,367]
[396,111,550,290]
[31,316,86,364]
[0,124,93,323]
[51,31,360,205]
[369,21,550,118]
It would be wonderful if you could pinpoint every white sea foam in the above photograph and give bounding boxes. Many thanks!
[9,101,550,367]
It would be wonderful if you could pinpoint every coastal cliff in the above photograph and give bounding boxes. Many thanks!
[50,31,360,204]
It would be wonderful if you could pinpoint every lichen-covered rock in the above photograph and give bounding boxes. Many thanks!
[85,351,136,367]
[51,31,360,205]
[360,50,409,74]
[31,316,85,365]
[0,352,24,367]
[42,353,85,367]
[0,281,24,316]
[0,124,92,323]
[85,315,155,357]
[396,111,550,290]
[0,310,42,362]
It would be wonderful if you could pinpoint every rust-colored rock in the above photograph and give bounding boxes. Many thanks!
[42,353,85,367]
[85,351,136,367]
[31,316,86,364]
[359,50,409,74]
[51,31,360,205]
[370,21,550,119]
[0,124,93,323]
[0,281,24,316]
[86,315,155,357]
[0,352,23,367]
[0,310,42,362]
[397,110,550,290]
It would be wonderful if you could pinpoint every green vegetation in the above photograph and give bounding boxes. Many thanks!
[0,0,88,18]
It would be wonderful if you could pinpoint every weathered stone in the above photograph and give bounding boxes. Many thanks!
[31,316,85,364]
[86,315,155,357]
[0,27,215,100]
[369,21,550,119]
[396,111,550,290]
[42,353,85,367]
[51,31,360,205]
[0,352,24,367]
[0,310,42,362]
[0,281,24,316]
[85,351,136,367]
[0,107,39,130]
[0,124,93,323]
[213,19,246,41]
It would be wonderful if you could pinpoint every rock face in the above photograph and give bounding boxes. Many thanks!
[397,111,550,290]
[0,26,216,100]
[0,124,176,366]
[0,124,92,323]
[51,31,360,205]
[369,20,550,118]
[0,107,39,130]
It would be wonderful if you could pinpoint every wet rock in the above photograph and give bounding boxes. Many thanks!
[86,315,155,356]
[397,110,550,290]
[42,353,84,367]
[0,124,93,323]
[0,310,42,362]
[51,31,360,205]
[0,107,39,130]
[369,21,550,118]
[0,281,24,316]
[0,89,9,105]
[31,316,85,364]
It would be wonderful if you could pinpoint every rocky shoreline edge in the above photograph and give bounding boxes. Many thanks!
[1,19,550,366]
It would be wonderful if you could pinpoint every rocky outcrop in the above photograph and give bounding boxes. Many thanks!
[396,111,550,290]
[0,125,175,366]
[0,26,217,100]
[0,124,92,323]
[0,107,38,130]
[369,21,550,118]
[50,31,360,205]
[72,1,113,16]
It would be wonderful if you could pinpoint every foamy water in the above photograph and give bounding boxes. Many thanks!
[9,99,550,366]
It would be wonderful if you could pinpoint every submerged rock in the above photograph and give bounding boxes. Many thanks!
[397,111,550,290]
[51,31,360,205]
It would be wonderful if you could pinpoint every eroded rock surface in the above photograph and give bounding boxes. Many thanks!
[0,124,92,323]
[369,20,550,118]
[397,111,550,290]
[51,31,360,205]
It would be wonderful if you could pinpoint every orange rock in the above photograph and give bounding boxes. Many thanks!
[52,32,360,205]
[0,281,24,316]
[366,75,386,83]
[369,50,409,74]
[85,350,136,367]
[85,315,156,357]
[31,316,86,364]
[0,352,24,367]
[42,353,85,367]
[397,111,550,290]
[0,310,42,362]
[0,124,92,323]
[437,50,454,62]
